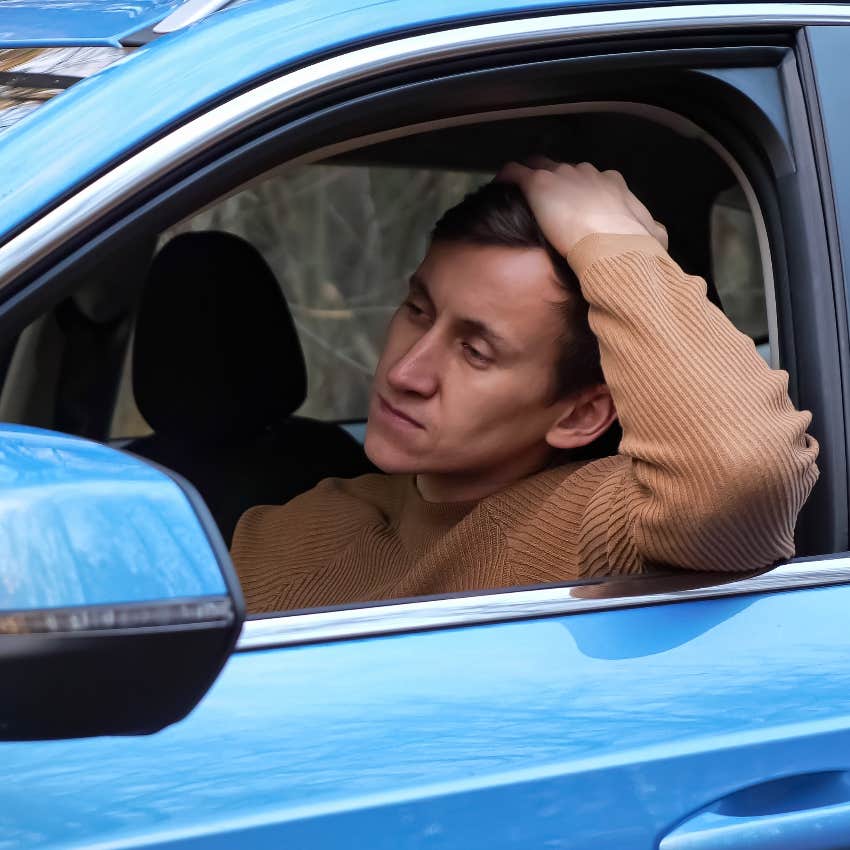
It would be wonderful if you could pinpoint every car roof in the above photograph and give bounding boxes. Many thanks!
[0,0,629,240]
[0,0,827,46]
[0,0,625,46]
[0,0,184,47]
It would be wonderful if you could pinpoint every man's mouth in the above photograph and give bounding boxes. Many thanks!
[377,394,425,430]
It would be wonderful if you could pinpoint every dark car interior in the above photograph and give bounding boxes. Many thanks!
[0,110,770,547]
[336,112,742,299]
[126,230,374,543]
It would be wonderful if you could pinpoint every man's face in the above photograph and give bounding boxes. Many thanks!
[365,241,570,478]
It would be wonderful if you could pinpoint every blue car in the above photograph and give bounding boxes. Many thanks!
[2,0,850,847]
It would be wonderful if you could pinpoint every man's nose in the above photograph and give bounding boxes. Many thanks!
[386,334,440,398]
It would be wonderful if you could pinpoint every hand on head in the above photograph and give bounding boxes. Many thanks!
[497,158,669,258]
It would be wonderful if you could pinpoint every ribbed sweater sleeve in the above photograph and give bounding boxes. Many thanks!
[558,233,819,575]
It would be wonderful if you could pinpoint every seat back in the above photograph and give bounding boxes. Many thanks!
[127,230,373,543]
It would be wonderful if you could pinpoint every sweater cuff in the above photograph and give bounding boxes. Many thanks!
[566,233,669,278]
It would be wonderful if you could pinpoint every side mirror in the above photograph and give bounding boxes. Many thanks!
[0,425,244,740]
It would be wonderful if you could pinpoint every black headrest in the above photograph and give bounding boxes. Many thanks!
[133,231,307,442]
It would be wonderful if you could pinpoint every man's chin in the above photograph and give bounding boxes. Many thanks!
[364,429,421,474]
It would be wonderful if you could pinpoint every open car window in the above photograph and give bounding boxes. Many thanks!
[711,183,770,362]
[109,166,484,437]
[0,109,785,605]
[106,150,771,440]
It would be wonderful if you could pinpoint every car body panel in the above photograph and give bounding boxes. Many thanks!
[2,584,849,848]
[0,0,838,247]
[0,0,798,47]
[0,0,647,240]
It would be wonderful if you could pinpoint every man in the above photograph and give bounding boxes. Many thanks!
[232,160,819,614]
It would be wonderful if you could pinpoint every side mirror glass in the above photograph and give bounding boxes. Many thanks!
[0,425,244,740]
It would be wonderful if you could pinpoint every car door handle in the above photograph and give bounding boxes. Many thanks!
[659,771,850,850]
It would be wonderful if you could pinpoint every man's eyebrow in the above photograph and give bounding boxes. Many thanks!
[408,274,434,305]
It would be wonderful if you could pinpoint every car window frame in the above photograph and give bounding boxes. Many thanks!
[0,3,848,648]
[236,557,850,649]
[130,101,776,434]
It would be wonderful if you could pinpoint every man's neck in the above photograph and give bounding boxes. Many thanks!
[415,451,551,503]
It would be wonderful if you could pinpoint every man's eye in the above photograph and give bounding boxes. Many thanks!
[462,342,491,366]
[404,301,427,319]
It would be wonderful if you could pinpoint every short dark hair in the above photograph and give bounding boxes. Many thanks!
[431,181,603,401]
[431,180,621,460]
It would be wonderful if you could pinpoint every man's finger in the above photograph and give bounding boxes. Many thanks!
[493,162,537,191]
[574,161,600,176]
[525,154,559,172]
[493,162,532,183]
[602,169,628,188]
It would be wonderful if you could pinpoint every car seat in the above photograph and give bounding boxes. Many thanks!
[126,230,374,545]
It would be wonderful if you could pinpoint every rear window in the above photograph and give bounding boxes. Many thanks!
[1,157,773,441]
[710,183,771,362]
[155,164,484,422]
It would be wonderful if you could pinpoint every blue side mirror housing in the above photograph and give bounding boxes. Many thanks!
[0,425,244,740]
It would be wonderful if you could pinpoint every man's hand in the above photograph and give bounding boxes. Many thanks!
[498,158,669,258]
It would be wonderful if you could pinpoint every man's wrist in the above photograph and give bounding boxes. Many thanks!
[566,233,669,279]
[565,215,653,252]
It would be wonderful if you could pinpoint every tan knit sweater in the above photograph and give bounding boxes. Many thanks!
[232,234,819,614]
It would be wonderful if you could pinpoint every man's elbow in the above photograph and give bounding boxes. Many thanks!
[642,431,819,573]
[730,427,819,517]
[699,432,820,570]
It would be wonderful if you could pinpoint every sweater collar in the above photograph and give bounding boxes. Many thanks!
[396,475,480,555]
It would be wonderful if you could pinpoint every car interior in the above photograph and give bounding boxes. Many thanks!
[0,110,771,554]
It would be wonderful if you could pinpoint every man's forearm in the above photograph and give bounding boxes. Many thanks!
[567,233,819,571]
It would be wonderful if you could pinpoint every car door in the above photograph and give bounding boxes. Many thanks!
[2,4,850,849]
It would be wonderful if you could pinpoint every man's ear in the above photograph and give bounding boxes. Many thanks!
[545,384,617,450]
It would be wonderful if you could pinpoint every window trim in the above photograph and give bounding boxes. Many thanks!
[237,558,850,650]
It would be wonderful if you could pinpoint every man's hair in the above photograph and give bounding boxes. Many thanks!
[431,181,604,401]
[431,181,621,460]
